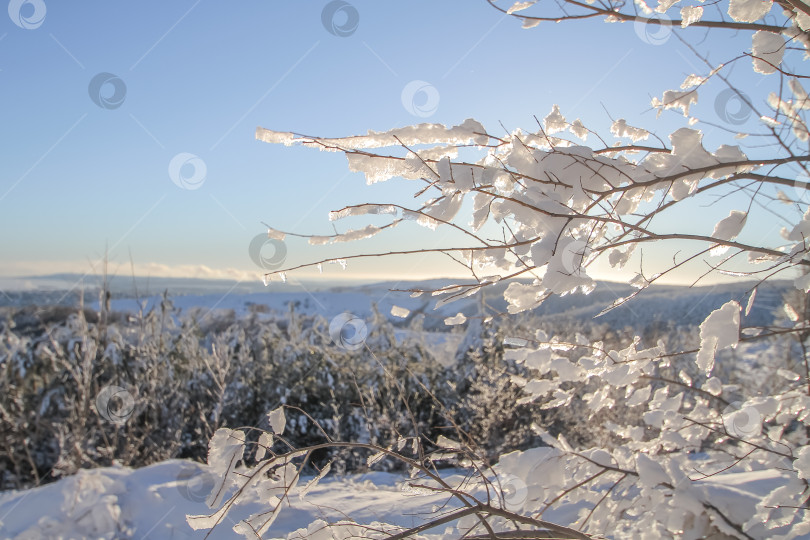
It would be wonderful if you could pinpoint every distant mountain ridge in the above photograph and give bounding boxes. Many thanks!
[0,273,791,331]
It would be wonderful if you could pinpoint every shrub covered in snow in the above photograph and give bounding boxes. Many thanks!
[1,295,627,491]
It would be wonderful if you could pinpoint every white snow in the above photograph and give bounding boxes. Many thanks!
[680,5,703,27]
[0,458,802,539]
[752,31,785,75]
[267,408,286,436]
[710,209,747,255]
[443,312,467,325]
[0,461,455,539]
[728,0,772,23]
[543,104,567,134]
[696,300,741,373]
[610,119,649,142]
[255,118,488,151]
[507,1,536,15]
[390,305,410,318]
[651,89,699,116]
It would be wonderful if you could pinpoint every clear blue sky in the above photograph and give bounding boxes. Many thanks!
[0,0,785,286]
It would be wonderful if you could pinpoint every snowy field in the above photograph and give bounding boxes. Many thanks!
[0,456,799,539]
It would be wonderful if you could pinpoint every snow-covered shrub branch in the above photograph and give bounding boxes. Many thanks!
[187,409,591,539]
[257,109,810,304]
[488,0,798,33]
[236,0,810,537]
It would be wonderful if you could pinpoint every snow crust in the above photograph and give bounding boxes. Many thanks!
[0,459,801,539]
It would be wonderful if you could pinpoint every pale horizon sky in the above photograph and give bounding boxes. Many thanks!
[0,0,795,289]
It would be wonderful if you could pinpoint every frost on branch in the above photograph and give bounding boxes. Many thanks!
[727,0,772,23]
[793,8,810,32]
[610,118,649,142]
[267,406,286,435]
[329,204,398,221]
[507,1,537,14]
[655,0,679,13]
[444,313,467,325]
[651,90,699,116]
[255,118,487,151]
[390,305,410,318]
[186,428,247,531]
[570,118,588,139]
[636,453,670,488]
[543,104,568,134]
[795,446,810,480]
[752,31,785,74]
[203,428,245,509]
[696,301,740,373]
[680,5,703,27]
[504,281,544,314]
[710,210,747,255]
[187,408,310,538]
[712,210,748,240]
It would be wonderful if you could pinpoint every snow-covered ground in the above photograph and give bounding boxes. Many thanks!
[0,458,798,540]
[0,460,471,539]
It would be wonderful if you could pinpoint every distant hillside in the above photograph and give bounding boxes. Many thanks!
[0,274,791,332]
[344,278,787,330]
